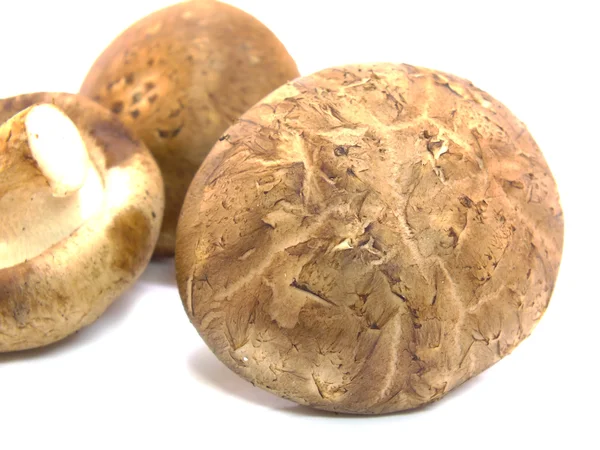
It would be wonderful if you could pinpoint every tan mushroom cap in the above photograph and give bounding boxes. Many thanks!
[0,93,164,352]
[80,0,300,255]
[176,64,564,414]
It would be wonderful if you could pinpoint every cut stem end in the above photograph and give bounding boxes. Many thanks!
[24,104,90,197]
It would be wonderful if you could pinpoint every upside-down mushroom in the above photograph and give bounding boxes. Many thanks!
[0,93,164,352]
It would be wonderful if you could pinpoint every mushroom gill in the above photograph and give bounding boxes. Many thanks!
[0,104,104,269]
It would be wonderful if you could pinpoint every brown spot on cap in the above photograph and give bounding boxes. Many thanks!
[157,127,182,139]
[111,101,124,114]
[107,208,152,274]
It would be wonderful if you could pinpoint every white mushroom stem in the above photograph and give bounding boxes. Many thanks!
[0,104,104,269]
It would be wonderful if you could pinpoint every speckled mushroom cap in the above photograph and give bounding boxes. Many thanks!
[0,93,164,352]
[80,0,300,255]
[176,64,564,414]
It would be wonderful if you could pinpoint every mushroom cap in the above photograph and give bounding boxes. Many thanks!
[176,64,564,414]
[80,0,300,255]
[0,93,164,352]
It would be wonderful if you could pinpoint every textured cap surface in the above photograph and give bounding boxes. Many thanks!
[81,0,300,255]
[176,64,563,414]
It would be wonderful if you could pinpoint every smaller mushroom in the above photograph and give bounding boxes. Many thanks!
[80,0,300,255]
[0,93,164,352]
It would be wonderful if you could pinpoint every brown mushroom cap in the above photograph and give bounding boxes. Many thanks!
[176,64,564,414]
[80,0,300,255]
[0,93,164,352]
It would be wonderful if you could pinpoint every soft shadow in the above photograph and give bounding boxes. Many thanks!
[188,346,487,418]
[0,280,145,363]
[276,373,487,417]
[140,258,177,287]
[275,403,358,418]
[424,371,488,410]
[188,347,295,410]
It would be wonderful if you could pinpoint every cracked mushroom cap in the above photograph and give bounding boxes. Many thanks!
[0,93,164,352]
[80,0,300,255]
[176,63,564,414]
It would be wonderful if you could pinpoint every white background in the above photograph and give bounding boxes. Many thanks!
[1,1,598,449]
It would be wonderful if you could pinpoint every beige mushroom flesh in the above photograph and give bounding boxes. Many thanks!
[176,64,564,414]
[0,93,164,352]
[80,0,300,255]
